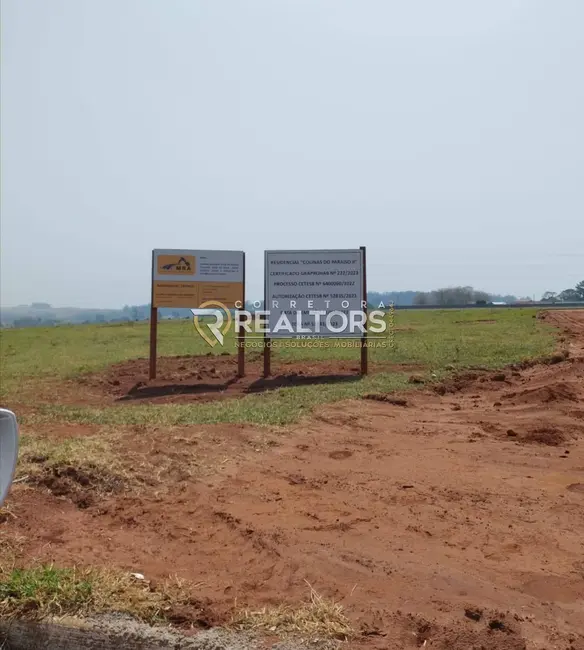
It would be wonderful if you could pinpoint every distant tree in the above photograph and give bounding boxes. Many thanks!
[541,291,558,302]
[434,288,448,304]
[575,280,584,300]
[413,286,492,306]
[474,290,491,303]
[558,289,580,302]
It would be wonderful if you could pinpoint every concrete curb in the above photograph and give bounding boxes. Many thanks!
[0,615,341,650]
[0,617,257,650]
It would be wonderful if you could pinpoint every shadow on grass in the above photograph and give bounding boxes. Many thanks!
[117,373,361,401]
[247,373,362,392]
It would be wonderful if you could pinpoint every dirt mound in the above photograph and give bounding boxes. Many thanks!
[539,308,584,335]
[31,464,125,509]
[519,425,567,446]
[432,371,482,395]
[505,381,579,405]
[508,349,570,370]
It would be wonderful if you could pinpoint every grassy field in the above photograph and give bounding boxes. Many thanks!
[1,308,558,427]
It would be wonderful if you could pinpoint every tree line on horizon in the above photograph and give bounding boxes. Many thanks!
[412,287,505,306]
[541,280,584,303]
[2,282,582,328]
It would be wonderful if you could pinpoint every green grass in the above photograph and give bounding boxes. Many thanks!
[0,564,195,622]
[0,566,93,617]
[1,308,559,426]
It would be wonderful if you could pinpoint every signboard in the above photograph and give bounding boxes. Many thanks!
[264,249,364,337]
[152,249,244,308]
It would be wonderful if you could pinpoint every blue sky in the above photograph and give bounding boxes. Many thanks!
[1,0,583,307]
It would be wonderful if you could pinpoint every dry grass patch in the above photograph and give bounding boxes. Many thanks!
[16,426,227,504]
[18,434,125,481]
[0,504,19,525]
[0,565,200,624]
[16,435,131,508]
[231,584,354,640]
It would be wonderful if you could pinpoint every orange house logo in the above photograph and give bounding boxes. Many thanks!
[157,255,196,275]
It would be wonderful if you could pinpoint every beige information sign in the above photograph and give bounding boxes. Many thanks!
[152,249,244,308]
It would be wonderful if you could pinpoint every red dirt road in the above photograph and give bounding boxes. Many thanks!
[3,311,584,649]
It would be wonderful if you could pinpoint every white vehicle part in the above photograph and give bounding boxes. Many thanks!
[0,408,19,507]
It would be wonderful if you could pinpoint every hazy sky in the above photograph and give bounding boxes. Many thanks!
[1,0,583,307]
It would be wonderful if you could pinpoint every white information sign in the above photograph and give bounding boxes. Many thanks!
[264,249,364,338]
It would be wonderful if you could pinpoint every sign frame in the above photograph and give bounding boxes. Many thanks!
[262,246,368,377]
[149,249,245,380]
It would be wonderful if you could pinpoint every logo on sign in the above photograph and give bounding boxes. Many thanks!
[157,255,196,275]
[192,301,232,347]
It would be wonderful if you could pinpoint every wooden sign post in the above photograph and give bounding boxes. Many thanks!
[149,251,158,380]
[237,253,246,378]
[263,261,271,377]
[149,305,158,380]
[360,245,368,376]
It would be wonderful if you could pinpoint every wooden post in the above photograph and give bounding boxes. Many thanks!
[360,245,368,376]
[237,326,245,377]
[149,251,158,380]
[237,253,246,377]
[263,251,271,377]
[263,337,271,377]
[149,306,158,380]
